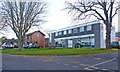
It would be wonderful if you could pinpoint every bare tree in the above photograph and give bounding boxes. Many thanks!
[65,0,120,49]
[0,0,47,50]
[0,18,7,34]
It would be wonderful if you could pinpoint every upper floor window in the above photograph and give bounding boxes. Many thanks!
[37,34,40,37]
[64,30,67,35]
[87,25,92,31]
[73,28,78,33]
[68,29,72,34]
[58,31,62,36]
[26,36,29,39]
[55,32,58,36]
[36,33,40,37]
[79,26,84,32]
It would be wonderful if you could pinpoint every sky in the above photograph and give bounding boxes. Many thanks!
[0,0,119,39]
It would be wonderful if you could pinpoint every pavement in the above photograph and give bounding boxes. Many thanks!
[1,52,119,71]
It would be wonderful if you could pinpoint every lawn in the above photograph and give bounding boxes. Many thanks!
[2,48,119,56]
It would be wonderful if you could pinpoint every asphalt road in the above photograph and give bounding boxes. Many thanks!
[2,52,119,71]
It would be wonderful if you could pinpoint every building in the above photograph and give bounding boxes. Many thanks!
[118,1,120,32]
[115,2,120,43]
[49,20,115,48]
[4,38,18,45]
[0,37,18,46]
[45,38,49,47]
[24,31,45,47]
[116,32,120,44]
[116,5,120,43]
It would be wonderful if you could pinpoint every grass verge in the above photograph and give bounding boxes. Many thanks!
[2,48,119,56]
[2,48,118,55]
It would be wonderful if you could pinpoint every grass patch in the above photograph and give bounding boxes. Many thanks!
[2,48,118,56]
[0,49,2,53]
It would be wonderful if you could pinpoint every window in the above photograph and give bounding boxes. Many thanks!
[58,31,62,36]
[55,32,58,36]
[68,29,72,34]
[79,27,84,32]
[73,28,78,33]
[68,40,73,48]
[27,36,29,39]
[37,34,40,37]
[64,30,67,35]
[87,25,92,31]
[35,33,40,38]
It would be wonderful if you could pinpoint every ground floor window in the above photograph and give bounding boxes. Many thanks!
[54,36,95,48]
[76,37,95,48]
[68,40,73,48]
[55,39,65,48]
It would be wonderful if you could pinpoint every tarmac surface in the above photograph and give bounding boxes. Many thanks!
[2,52,119,71]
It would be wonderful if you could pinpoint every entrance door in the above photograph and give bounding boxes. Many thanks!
[68,40,73,48]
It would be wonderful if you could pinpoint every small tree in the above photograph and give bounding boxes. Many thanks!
[65,0,120,49]
[0,1,47,50]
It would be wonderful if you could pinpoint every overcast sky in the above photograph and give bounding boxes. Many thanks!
[0,0,119,39]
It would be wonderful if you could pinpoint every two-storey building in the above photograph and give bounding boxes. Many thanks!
[49,20,115,48]
[116,2,120,44]
[24,31,45,47]
[118,1,120,32]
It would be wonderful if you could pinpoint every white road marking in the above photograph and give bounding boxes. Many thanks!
[91,66,98,69]
[64,64,69,65]
[84,68,93,70]
[90,58,116,67]
[56,62,79,69]
[55,62,60,64]
[85,58,116,70]
[102,69,108,70]
[85,66,98,70]
[73,66,79,68]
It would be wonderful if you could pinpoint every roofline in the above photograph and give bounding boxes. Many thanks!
[26,30,45,36]
[49,20,101,33]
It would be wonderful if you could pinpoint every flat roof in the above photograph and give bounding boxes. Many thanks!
[49,20,101,33]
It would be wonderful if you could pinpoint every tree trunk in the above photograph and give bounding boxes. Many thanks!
[18,37,24,51]
[105,23,111,49]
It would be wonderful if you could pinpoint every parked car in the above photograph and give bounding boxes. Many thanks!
[29,43,39,48]
[75,43,82,48]
[23,43,29,48]
[13,43,18,48]
[29,43,33,48]
[1,43,14,49]
[14,45,18,48]
[111,41,120,48]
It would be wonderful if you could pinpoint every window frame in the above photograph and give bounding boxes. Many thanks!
[63,30,67,35]
[68,29,72,34]
[87,25,92,31]
[73,28,78,33]
[58,31,62,36]
[79,26,84,32]
[55,32,58,36]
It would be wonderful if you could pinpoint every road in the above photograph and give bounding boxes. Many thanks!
[2,52,119,71]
